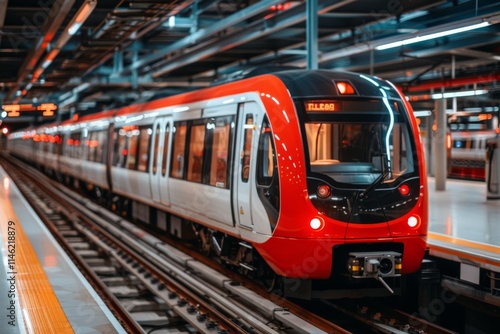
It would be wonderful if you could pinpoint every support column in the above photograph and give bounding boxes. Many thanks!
[131,43,139,90]
[113,48,123,75]
[434,98,447,190]
[306,0,318,70]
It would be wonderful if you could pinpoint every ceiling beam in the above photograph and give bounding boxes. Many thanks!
[0,0,7,26]
[5,0,76,102]
[283,12,500,69]
[127,0,288,74]
[149,0,357,78]
[0,0,7,48]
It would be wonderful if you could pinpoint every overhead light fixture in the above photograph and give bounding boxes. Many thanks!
[68,0,97,35]
[376,21,490,50]
[398,10,428,23]
[30,0,97,85]
[432,90,488,99]
[168,16,176,28]
[413,110,432,117]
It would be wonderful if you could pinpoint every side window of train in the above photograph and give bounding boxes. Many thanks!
[208,115,234,188]
[86,132,94,161]
[137,126,152,172]
[256,115,280,228]
[87,131,101,162]
[152,124,160,174]
[87,131,106,163]
[257,117,277,186]
[68,132,82,159]
[241,114,254,183]
[56,135,63,156]
[96,131,107,163]
[113,128,128,168]
[127,127,139,170]
[170,121,187,179]
[161,123,170,176]
[187,120,206,182]
[123,125,152,172]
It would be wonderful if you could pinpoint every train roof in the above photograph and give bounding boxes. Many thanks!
[10,70,404,134]
[273,70,401,100]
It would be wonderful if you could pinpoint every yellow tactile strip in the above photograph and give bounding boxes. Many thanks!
[428,232,500,267]
[1,193,74,333]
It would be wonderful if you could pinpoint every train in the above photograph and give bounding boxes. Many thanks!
[447,111,500,181]
[6,70,428,297]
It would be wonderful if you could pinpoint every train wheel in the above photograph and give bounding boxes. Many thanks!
[201,230,213,257]
[239,248,280,292]
[237,246,257,280]
[260,264,279,292]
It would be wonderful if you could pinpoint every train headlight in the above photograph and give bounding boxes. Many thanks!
[310,217,324,230]
[407,215,419,228]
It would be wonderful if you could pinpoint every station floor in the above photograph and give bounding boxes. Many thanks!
[0,166,124,333]
[0,164,499,332]
[427,177,500,272]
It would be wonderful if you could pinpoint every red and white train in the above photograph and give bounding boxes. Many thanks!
[448,111,500,181]
[7,70,428,296]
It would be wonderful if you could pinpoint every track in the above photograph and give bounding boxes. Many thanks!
[1,155,460,334]
[1,156,346,333]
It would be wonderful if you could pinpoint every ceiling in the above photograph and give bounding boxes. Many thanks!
[1,0,500,129]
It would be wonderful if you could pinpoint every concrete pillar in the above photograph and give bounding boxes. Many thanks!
[434,98,447,190]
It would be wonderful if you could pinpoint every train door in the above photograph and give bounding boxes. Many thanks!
[149,117,171,206]
[233,102,258,229]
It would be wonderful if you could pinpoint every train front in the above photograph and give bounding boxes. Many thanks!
[254,70,428,292]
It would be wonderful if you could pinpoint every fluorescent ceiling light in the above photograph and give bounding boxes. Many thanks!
[168,16,176,28]
[398,10,428,23]
[414,110,432,117]
[432,90,488,99]
[66,0,96,36]
[68,22,83,36]
[376,21,490,50]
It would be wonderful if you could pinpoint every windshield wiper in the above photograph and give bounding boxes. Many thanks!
[359,171,388,198]
[360,152,391,198]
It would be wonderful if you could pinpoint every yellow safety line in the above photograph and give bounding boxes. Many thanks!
[428,232,500,266]
[0,189,74,333]
[428,232,500,254]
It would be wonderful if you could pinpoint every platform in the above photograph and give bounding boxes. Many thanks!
[427,177,500,273]
[0,166,124,333]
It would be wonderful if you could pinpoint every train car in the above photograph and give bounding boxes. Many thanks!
[6,127,36,162]
[448,111,499,181]
[34,123,61,176]
[6,70,428,297]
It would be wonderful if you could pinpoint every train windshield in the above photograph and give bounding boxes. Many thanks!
[303,99,415,185]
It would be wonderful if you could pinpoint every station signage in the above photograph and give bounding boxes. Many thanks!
[2,103,57,117]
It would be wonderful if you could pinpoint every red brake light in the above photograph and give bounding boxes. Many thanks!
[317,184,331,198]
[398,184,410,196]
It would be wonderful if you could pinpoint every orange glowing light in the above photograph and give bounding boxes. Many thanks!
[304,100,340,112]
[336,81,356,95]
